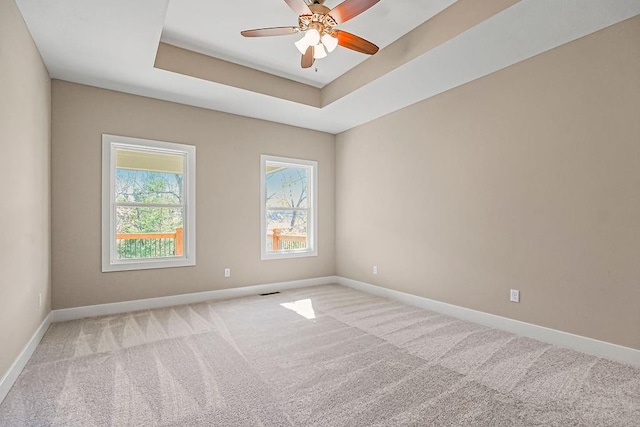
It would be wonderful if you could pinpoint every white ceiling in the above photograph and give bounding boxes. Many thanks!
[15,0,640,134]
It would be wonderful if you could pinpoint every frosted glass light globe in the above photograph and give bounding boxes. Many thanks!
[321,34,338,52]
[304,28,320,45]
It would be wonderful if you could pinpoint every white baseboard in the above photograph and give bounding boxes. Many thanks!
[52,276,338,322]
[336,276,640,368]
[0,313,52,404]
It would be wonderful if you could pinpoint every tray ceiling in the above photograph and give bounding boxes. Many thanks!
[15,0,640,134]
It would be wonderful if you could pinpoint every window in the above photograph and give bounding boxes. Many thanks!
[102,134,196,272]
[261,155,317,260]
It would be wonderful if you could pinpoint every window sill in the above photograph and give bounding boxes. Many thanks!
[261,250,318,261]
[102,257,195,272]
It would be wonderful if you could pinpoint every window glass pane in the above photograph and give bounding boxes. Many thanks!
[115,169,183,205]
[266,209,308,251]
[265,163,309,209]
[260,155,316,260]
[115,206,184,259]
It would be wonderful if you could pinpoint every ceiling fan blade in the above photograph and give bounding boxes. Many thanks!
[334,30,379,55]
[284,0,312,16]
[329,0,380,25]
[301,45,315,68]
[241,27,299,37]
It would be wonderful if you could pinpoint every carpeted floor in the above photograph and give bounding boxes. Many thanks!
[1,284,639,426]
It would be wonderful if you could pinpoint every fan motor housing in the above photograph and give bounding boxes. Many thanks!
[299,4,337,33]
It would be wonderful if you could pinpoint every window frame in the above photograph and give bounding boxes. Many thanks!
[101,134,196,272]
[260,154,318,260]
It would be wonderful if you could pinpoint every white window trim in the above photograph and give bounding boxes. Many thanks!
[102,134,196,272]
[260,155,318,261]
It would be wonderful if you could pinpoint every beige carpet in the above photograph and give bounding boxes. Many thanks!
[1,284,639,426]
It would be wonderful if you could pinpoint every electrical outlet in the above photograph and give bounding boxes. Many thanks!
[38,293,42,308]
[373,266,378,275]
[510,289,520,303]
[224,268,231,278]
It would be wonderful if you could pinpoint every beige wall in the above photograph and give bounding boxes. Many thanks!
[336,16,640,350]
[51,81,335,309]
[0,0,51,379]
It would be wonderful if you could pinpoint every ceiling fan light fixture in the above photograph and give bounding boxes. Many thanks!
[321,33,338,53]
[242,0,380,68]
[313,43,327,59]
[294,36,311,54]
[304,28,321,45]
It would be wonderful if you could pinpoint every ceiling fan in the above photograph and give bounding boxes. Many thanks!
[241,0,380,69]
